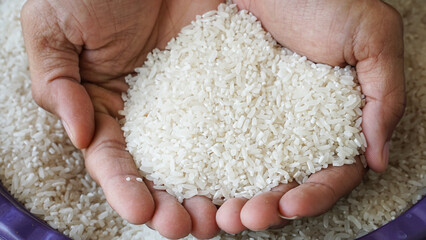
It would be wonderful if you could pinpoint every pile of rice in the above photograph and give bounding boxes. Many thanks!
[0,0,424,239]
[121,3,365,204]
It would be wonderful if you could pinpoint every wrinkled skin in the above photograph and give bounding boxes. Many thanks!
[21,0,404,237]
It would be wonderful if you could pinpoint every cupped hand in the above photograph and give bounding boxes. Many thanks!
[21,0,224,238]
[217,0,405,233]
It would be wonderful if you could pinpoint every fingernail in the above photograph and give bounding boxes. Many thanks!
[279,214,299,220]
[61,120,74,141]
[382,141,390,166]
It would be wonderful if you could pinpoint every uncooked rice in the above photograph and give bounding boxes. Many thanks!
[0,0,424,239]
[120,3,365,204]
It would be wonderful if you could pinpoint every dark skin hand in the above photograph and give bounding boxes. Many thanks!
[21,0,223,238]
[21,0,405,237]
[216,0,405,233]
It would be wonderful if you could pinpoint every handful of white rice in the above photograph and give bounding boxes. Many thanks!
[120,3,365,204]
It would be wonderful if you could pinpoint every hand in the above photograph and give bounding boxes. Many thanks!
[216,0,405,233]
[21,0,224,238]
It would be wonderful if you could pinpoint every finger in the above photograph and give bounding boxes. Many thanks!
[83,82,126,120]
[240,183,297,231]
[279,157,366,218]
[353,4,405,172]
[38,79,94,149]
[21,0,93,149]
[216,198,248,234]
[83,112,154,224]
[145,182,192,239]
[183,196,220,239]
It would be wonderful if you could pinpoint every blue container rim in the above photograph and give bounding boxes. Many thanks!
[0,182,424,240]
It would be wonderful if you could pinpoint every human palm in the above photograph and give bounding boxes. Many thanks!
[21,0,405,237]
[22,0,224,238]
[215,0,404,233]
[233,1,405,172]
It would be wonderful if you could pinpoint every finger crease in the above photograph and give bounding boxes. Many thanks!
[87,139,127,157]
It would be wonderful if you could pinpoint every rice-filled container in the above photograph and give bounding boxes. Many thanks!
[0,0,424,239]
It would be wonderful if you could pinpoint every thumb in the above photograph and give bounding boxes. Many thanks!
[21,0,94,149]
[353,4,405,172]
[38,79,95,149]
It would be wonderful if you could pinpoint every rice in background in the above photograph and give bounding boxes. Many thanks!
[0,1,124,239]
[0,0,424,239]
